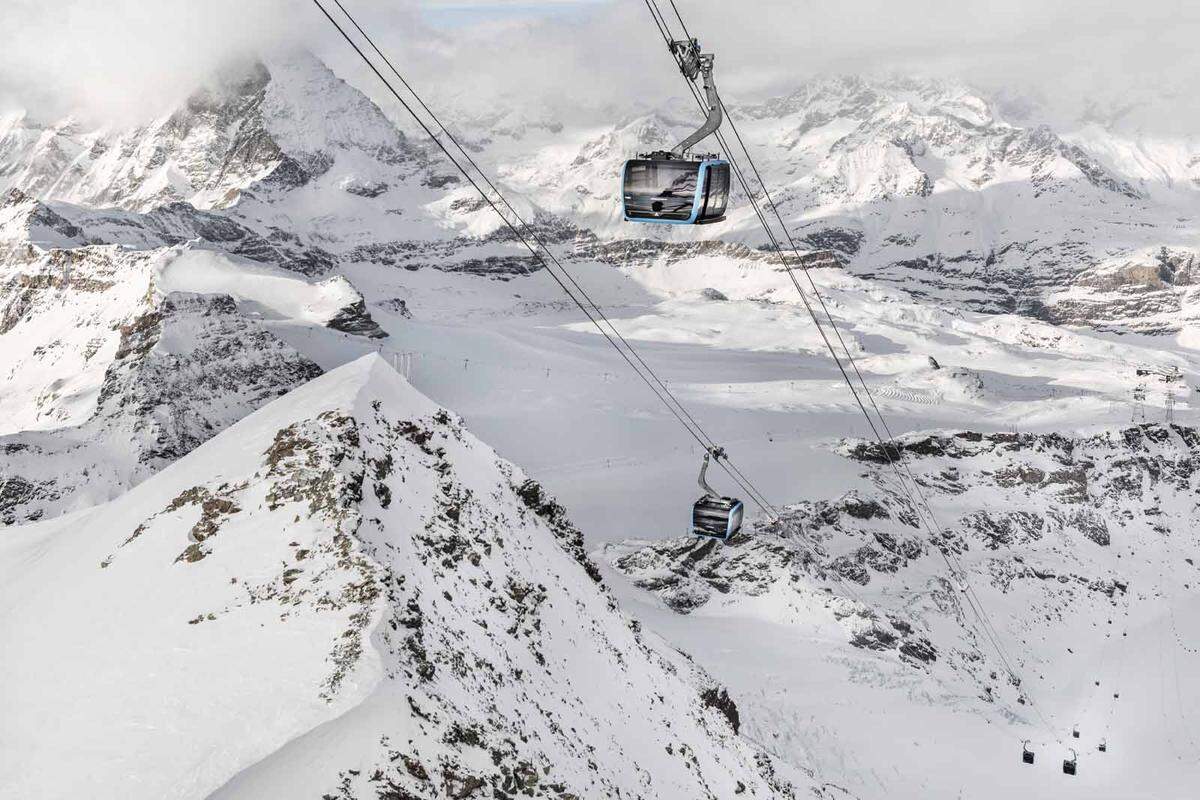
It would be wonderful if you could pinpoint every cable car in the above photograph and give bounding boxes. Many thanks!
[1063,749,1078,776]
[622,155,730,224]
[1022,740,1035,765]
[623,37,730,225]
[1072,725,1080,739]
[692,447,743,540]
[1098,739,1107,753]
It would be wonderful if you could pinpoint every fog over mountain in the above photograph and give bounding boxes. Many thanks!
[5,0,1199,129]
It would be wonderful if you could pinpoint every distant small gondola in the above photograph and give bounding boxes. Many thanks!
[1063,749,1078,776]
[1022,740,1035,765]
[691,447,743,540]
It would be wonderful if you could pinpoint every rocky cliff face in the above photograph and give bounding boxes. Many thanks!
[606,422,1200,710]
[0,289,323,524]
[0,186,391,522]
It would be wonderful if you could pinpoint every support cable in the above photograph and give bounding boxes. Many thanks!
[311,0,780,518]
[649,0,1061,744]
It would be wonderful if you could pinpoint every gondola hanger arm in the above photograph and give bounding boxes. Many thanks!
[697,446,726,499]
[668,38,722,157]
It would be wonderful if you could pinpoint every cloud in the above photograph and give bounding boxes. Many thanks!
[3,0,1199,133]
[317,0,1200,133]
[0,0,316,123]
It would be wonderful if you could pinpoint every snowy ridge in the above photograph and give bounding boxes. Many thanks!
[0,288,322,524]
[0,221,390,522]
[0,355,822,800]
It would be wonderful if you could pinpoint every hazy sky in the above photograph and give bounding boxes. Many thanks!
[2,0,1198,130]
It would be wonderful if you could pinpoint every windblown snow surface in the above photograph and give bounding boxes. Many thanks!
[3,50,1200,800]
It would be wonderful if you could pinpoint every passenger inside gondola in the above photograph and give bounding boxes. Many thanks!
[623,159,699,221]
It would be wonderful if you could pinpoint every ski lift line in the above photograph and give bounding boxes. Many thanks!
[1076,592,1119,733]
[658,0,1037,704]
[657,1,971,575]
[1096,434,1172,748]
[651,32,925,528]
[651,0,1057,742]
[710,81,996,610]
[311,0,779,519]
[707,93,1046,745]
[646,72,875,514]
[666,0,694,40]
[324,0,773,518]
[1103,579,1137,739]
[650,0,991,631]
[656,0,956,553]
[1152,507,1200,759]
[327,0,725,459]
[1093,519,1142,738]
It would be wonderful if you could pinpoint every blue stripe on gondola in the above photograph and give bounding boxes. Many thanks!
[727,500,744,538]
[690,496,743,541]
[622,158,729,225]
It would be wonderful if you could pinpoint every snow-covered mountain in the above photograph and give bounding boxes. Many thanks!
[0,185,396,523]
[500,75,1200,334]
[604,422,1200,798]
[9,57,1199,338]
[1,355,820,799]
[3,46,1200,800]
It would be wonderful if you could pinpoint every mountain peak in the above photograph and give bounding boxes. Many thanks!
[0,354,810,799]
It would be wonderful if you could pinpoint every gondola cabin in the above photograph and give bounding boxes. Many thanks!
[622,156,730,225]
[691,447,743,540]
[622,37,729,225]
[692,494,743,540]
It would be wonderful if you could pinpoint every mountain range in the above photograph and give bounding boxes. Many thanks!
[2,49,1199,800]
